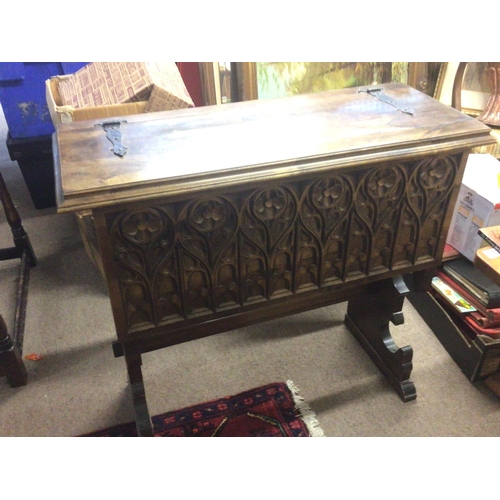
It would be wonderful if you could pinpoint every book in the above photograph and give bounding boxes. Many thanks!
[431,276,476,314]
[442,257,500,309]
[431,273,500,340]
[437,270,500,328]
[478,226,500,255]
[442,243,460,261]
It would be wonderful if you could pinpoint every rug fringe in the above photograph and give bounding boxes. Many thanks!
[286,380,325,437]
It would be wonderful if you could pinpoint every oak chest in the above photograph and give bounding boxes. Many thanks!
[53,83,495,435]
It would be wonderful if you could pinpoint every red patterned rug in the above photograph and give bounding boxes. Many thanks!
[81,380,324,437]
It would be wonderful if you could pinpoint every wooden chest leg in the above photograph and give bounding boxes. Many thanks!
[122,346,154,437]
[0,314,28,387]
[345,275,416,402]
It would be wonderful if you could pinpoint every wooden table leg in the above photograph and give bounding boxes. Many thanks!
[344,275,416,402]
[0,314,28,387]
[122,346,154,437]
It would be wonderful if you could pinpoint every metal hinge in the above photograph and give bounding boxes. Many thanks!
[96,121,128,157]
[358,87,414,116]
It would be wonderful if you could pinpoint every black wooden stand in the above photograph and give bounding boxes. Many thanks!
[345,276,416,402]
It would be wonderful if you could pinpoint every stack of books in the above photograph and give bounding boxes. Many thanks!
[431,227,500,340]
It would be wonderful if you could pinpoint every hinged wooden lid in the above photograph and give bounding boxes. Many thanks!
[53,83,495,213]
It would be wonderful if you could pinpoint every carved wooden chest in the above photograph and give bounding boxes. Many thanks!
[53,83,494,435]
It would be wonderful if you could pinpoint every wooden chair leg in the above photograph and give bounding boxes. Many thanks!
[0,170,36,386]
[0,314,28,387]
[0,171,36,267]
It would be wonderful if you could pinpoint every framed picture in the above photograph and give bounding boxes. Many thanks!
[434,62,490,116]
[235,62,430,101]
[199,62,431,105]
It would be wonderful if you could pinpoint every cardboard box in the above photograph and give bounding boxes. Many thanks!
[446,154,500,262]
[58,62,193,111]
[46,62,194,125]
[46,75,148,124]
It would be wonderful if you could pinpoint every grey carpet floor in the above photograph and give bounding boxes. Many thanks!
[1,106,500,438]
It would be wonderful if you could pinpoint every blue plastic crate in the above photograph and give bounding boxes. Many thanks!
[0,62,87,138]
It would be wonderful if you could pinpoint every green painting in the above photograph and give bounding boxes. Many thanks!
[256,62,409,100]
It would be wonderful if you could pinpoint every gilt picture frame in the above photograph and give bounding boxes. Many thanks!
[199,62,431,105]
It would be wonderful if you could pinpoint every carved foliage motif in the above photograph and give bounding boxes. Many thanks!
[406,156,457,262]
[110,207,180,329]
[351,165,406,276]
[298,177,352,288]
[241,187,296,301]
[178,197,239,314]
[106,155,460,331]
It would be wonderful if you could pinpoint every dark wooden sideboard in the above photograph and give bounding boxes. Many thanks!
[53,83,495,436]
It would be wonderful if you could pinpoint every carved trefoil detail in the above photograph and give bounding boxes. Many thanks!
[105,155,460,332]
